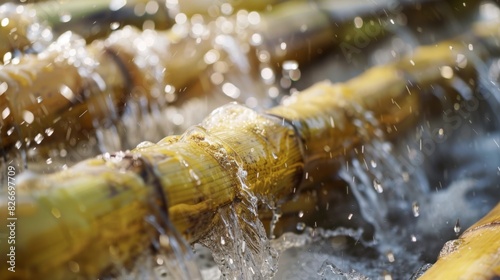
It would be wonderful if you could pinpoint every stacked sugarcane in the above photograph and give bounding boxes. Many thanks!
[0,0,319,167]
[1,0,500,279]
[1,18,500,278]
[0,0,480,168]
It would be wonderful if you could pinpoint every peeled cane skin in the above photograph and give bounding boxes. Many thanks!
[418,203,500,280]
[0,37,483,279]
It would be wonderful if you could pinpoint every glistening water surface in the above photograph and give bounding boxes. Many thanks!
[1,1,500,279]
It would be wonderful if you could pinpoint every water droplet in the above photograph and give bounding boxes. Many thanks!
[23,110,34,124]
[59,12,72,23]
[220,236,225,245]
[110,22,120,30]
[296,222,306,231]
[175,13,187,25]
[34,133,44,144]
[0,18,9,27]
[220,3,233,15]
[454,219,461,235]
[402,172,410,182]
[348,213,353,220]
[280,42,287,50]
[0,82,8,95]
[247,11,260,25]
[354,17,363,28]
[438,128,444,138]
[189,169,201,186]
[456,53,467,68]
[298,211,304,218]
[159,234,170,248]
[261,67,274,82]
[3,52,12,64]
[440,66,454,79]
[373,179,383,193]
[411,234,417,242]
[213,60,229,73]
[386,251,395,262]
[412,202,420,217]
[289,69,301,81]
[172,113,184,126]
[250,267,255,275]
[282,60,299,71]
[370,160,377,168]
[7,127,14,136]
[204,49,220,65]
[250,33,262,46]
[2,107,10,119]
[191,23,205,37]
[46,158,53,164]
[45,127,54,136]
[222,82,240,99]
[145,0,160,14]
[268,87,279,98]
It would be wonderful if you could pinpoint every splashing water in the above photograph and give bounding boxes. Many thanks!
[270,63,500,279]
[198,195,278,280]
[2,1,500,280]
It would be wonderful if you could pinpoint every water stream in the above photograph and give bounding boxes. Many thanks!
[2,1,500,279]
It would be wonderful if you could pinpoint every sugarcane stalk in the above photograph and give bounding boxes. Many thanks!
[0,25,212,151]
[0,27,490,279]
[0,0,283,60]
[0,0,481,159]
[29,0,284,42]
[418,202,500,279]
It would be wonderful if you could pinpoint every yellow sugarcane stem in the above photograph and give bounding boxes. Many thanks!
[0,33,486,279]
[418,203,500,279]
